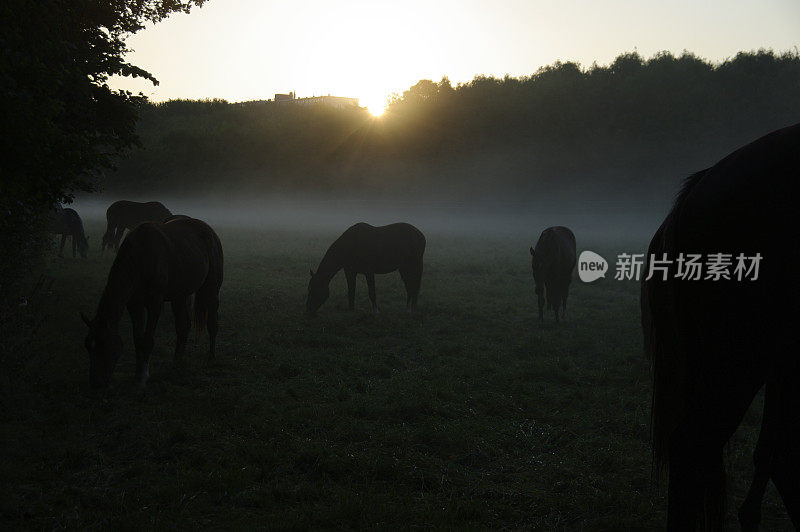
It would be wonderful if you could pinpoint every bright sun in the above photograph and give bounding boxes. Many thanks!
[363,96,387,117]
[368,105,385,117]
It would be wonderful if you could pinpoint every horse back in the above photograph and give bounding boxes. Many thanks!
[333,222,425,273]
[119,219,221,299]
[51,207,83,236]
[535,226,576,276]
[161,218,223,294]
[672,123,800,253]
[669,124,800,312]
[107,200,173,229]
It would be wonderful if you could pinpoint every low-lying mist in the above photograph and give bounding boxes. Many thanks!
[72,190,668,248]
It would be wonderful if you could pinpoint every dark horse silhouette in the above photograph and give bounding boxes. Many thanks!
[82,217,223,388]
[530,226,576,322]
[307,222,426,315]
[51,207,89,258]
[101,200,172,254]
[642,123,800,529]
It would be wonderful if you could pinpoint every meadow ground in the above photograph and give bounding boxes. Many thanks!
[0,219,790,529]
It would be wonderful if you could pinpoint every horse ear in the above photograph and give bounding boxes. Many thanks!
[80,312,91,327]
[529,247,535,256]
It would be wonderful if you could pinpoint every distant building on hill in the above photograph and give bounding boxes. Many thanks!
[273,91,359,109]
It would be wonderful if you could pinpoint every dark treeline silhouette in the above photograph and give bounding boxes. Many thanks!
[107,49,800,203]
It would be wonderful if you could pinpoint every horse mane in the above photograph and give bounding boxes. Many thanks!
[673,169,707,214]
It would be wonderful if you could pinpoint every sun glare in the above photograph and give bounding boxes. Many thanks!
[365,99,386,117]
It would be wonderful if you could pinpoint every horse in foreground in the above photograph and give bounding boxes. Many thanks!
[101,200,172,254]
[530,226,576,322]
[641,123,799,529]
[307,222,426,314]
[51,207,89,258]
[83,217,223,388]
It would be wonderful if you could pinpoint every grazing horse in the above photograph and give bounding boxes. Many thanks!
[641,123,800,529]
[82,217,223,388]
[307,222,426,315]
[530,226,576,322]
[51,207,89,258]
[101,200,172,254]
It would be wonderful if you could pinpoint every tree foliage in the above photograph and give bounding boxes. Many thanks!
[0,0,205,206]
[0,0,204,298]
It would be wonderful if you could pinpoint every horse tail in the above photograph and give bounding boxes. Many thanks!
[645,171,706,474]
[645,169,726,529]
[192,227,223,336]
[642,220,683,476]
[192,292,208,336]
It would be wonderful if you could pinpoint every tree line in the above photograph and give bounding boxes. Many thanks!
[106,49,800,200]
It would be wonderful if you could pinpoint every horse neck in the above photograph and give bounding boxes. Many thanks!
[96,257,135,326]
[316,247,343,283]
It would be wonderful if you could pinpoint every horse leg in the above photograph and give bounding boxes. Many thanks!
[399,268,412,310]
[771,438,800,529]
[767,376,800,528]
[101,223,112,255]
[667,382,761,530]
[135,298,162,386]
[551,285,561,322]
[561,278,570,319]
[408,259,423,310]
[345,269,356,311]
[739,385,774,532]
[535,286,544,322]
[114,226,124,252]
[71,233,77,258]
[171,296,191,362]
[127,300,148,386]
[205,289,220,360]
[59,234,66,257]
[366,272,378,314]
[546,283,553,311]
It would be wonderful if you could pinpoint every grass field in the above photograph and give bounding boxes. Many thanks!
[0,218,791,529]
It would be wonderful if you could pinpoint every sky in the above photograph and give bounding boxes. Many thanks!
[110,0,800,113]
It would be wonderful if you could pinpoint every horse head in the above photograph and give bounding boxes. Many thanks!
[101,232,113,255]
[306,269,329,315]
[82,312,122,388]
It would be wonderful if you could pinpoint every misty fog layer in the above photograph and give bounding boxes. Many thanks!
[73,195,664,247]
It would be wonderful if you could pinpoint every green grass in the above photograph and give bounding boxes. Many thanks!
[0,221,791,529]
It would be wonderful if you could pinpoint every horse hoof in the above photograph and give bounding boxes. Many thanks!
[738,506,761,532]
